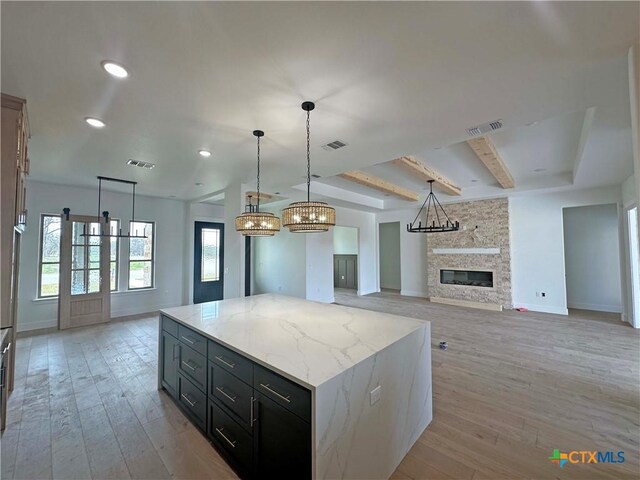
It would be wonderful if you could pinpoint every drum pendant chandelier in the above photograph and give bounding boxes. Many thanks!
[235,130,281,236]
[282,102,336,233]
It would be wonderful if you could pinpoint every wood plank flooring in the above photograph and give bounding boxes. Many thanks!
[2,292,638,479]
[334,290,640,480]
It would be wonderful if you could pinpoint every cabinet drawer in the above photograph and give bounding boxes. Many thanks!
[178,344,206,392]
[178,374,206,431]
[209,364,254,431]
[161,315,178,338]
[209,400,253,475]
[178,325,207,356]
[254,365,310,423]
[208,340,252,385]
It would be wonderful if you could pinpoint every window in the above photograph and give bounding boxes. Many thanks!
[128,221,154,289]
[201,227,220,282]
[38,215,120,298]
[39,214,61,297]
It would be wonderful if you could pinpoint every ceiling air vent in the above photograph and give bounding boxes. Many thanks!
[466,119,503,137]
[127,159,155,169]
[311,174,321,179]
[321,140,347,151]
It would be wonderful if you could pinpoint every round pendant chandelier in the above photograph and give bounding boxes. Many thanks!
[282,101,336,233]
[235,130,281,237]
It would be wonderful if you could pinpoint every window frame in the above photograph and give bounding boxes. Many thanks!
[127,220,155,290]
[37,213,62,298]
[109,219,120,292]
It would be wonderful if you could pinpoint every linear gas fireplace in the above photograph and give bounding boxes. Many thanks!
[440,269,494,288]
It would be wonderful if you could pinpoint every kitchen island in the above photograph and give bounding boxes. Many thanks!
[158,294,432,479]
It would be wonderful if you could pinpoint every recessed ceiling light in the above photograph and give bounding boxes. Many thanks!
[533,168,546,172]
[198,150,211,158]
[101,61,128,79]
[195,182,204,186]
[85,117,106,128]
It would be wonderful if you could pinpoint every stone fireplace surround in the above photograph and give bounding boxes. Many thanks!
[426,198,512,310]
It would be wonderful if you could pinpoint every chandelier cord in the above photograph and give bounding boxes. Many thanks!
[306,109,311,203]
[256,134,260,212]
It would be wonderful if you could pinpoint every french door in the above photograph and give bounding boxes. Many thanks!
[58,214,111,329]
[193,221,224,304]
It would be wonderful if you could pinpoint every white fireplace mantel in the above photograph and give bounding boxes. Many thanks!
[431,247,501,255]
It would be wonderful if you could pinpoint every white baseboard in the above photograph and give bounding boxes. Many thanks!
[400,290,428,298]
[567,302,623,313]
[17,318,57,333]
[515,303,568,315]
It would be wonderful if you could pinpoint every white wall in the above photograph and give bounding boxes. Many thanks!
[376,210,428,297]
[510,186,624,315]
[253,205,377,301]
[253,206,307,299]
[379,222,401,290]
[563,204,623,312]
[18,180,187,332]
[622,174,637,207]
[223,182,247,300]
[333,226,358,255]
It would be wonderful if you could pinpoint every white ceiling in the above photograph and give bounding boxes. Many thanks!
[1,2,638,210]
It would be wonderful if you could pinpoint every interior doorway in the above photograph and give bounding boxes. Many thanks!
[193,221,224,304]
[626,206,639,327]
[562,204,623,314]
[333,226,358,291]
[379,222,401,292]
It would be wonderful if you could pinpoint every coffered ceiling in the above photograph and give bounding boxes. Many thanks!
[1,1,638,210]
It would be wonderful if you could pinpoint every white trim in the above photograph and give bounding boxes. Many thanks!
[18,318,57,332]
[431,247,500,255]
[400,290,428,298]
[567,302,623,313]
[514,302,568,315]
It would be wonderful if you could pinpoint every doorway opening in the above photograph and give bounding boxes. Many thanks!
[333,226,358,292]
[193,221,224,304]
[562,204,623,315]
[379,222,401,293]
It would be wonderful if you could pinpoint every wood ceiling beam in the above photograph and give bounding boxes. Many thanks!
[245,191,273,203]
[391,156,461,196]
[466,137,515,189]
[338,171,419,201]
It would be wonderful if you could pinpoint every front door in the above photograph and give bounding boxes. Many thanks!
[58,214,111,329]
[194,221,224,304]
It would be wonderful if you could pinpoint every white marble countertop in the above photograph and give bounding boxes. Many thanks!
[160,294,427,389]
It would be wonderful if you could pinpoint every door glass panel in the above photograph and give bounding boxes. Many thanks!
[201,228,220,282]
[89,245,100,268]
[73,222,85,245]
[71,270,86,295]
[40,263,59,297]
[89,223,101,244]
[88,270,100,293]
[72,246,85,269]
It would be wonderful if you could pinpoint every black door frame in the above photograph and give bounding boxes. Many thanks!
[193,221,224,304]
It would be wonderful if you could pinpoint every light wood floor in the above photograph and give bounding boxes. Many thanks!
[2,292,638,479]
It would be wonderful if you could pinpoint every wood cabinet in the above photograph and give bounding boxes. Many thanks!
[1,93,29,418]
[159,315,312,479]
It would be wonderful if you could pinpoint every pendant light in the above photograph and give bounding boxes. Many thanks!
[282,101,336,233]
[407,180,460,233]
[235,130,281,236]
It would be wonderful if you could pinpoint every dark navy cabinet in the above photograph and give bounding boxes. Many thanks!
[159,314,312,480]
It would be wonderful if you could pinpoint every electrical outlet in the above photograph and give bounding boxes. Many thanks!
[370,385,381,406]
[535,291,540,297]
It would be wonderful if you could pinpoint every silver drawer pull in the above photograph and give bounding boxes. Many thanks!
[215,386,237,403]
[180,393,197,407]
[215,427,237,448]
[214,355,236,369]
[250,396,256,426]
[259,383,291,403]
[1,344,10,355]
[181,335,196,345]
[181,360,198,371]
